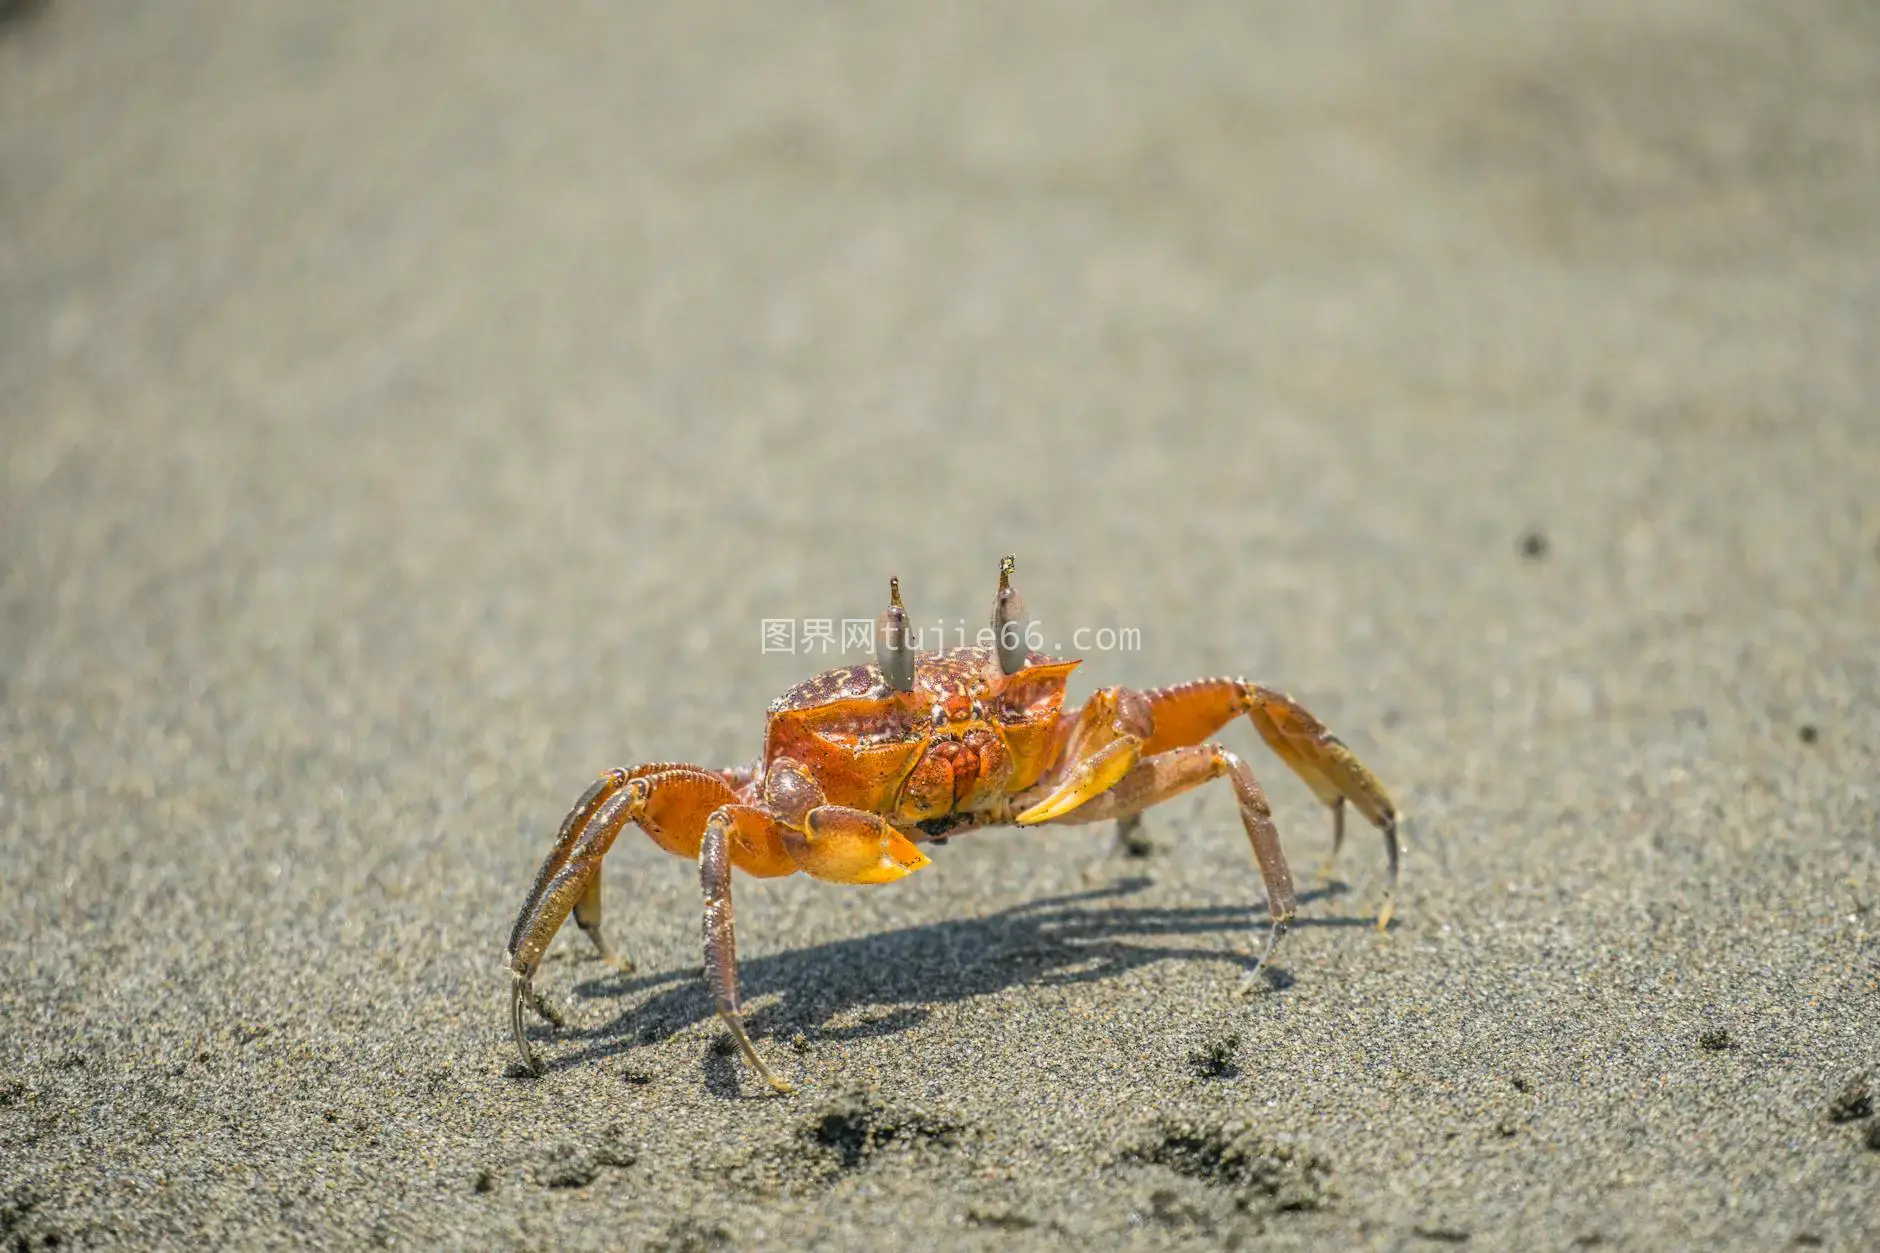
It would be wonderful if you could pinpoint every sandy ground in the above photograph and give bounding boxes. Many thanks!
[4,1,1879,1249]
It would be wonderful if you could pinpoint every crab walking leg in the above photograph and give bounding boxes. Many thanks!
[1318,799,1347,889]
[1028,743,1297,983]
[1244,685,1399,926]
[506,766,778,1073]
[505,761,708,968]
[508,779,646,1073]
[507,769,632,968]
[572,866,633,973]
[1140,679,1401,928]
[699,807,797,1094]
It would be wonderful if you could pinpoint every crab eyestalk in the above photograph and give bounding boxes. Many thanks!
[992,555,1030,675]
[877,576,915,692]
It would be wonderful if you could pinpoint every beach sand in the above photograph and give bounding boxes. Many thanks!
[3,1,1877,1247]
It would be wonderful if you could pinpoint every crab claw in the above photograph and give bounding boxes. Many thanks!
[1015,737,1141,825]
[786,807,932,884]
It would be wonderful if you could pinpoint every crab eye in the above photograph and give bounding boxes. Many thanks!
[991,555,1030,676]
[877,576,915,693]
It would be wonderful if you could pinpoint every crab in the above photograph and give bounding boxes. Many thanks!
[506,558,1400,1093]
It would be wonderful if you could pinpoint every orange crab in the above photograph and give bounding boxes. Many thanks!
[506,558,1399,1092]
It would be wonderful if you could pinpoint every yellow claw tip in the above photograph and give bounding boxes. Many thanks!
[883,851,931,877]
[1014,798,1067,825]
[844,850,930,885]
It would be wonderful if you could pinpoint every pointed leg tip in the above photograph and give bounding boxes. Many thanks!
[509,978,544,1076]
[735,1042,797,1095]
[1237,927,1288,997]
[1237,960,1284,998]
[719,1012,797,1096]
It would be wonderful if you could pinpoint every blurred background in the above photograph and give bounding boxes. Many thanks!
[3,1,1877,1249]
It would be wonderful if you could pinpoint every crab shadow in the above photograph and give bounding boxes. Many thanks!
[526,875,1372,1085]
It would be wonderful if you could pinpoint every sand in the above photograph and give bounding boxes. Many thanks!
[3,1,1877,1248]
